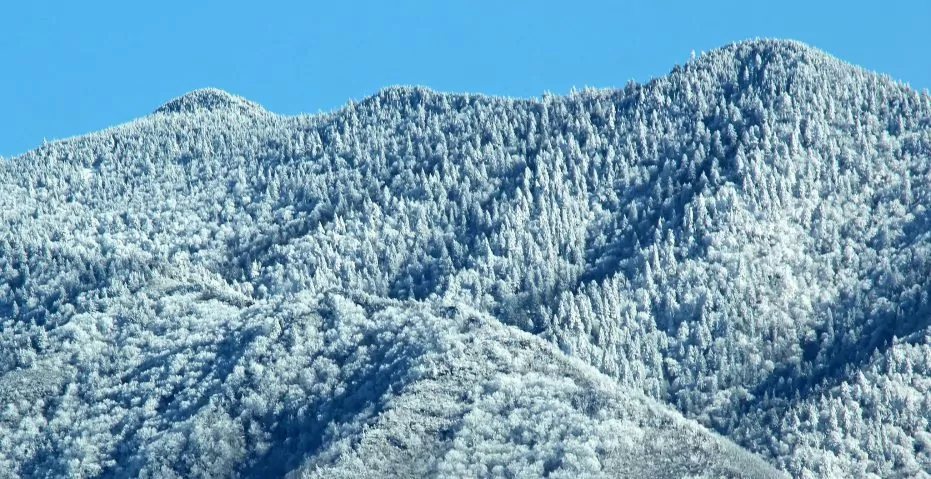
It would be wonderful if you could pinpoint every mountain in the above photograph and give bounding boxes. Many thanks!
[1,38,930,477]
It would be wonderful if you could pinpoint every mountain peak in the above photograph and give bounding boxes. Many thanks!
[666,38,859,98]
[154,88,266,115]
[692,38,839,71]
[731,38,815,53]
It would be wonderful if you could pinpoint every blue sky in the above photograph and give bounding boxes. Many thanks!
[2,0,929,157]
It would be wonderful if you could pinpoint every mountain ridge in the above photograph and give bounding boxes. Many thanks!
[8,38,920,167]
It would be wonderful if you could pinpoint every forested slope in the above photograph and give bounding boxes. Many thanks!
[1,39,930,477]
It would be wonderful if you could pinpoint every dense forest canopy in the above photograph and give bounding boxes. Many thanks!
[1,39,930,477]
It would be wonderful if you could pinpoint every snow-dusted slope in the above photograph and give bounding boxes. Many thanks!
[1,39,930,477]
[0,286,782,477]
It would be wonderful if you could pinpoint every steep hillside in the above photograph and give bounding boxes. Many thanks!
[1,39,930,477]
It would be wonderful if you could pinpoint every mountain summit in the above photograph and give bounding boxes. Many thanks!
[154,87,266,115]
[1,40,930,478]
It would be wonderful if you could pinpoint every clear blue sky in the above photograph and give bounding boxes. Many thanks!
[2,0,929,157]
